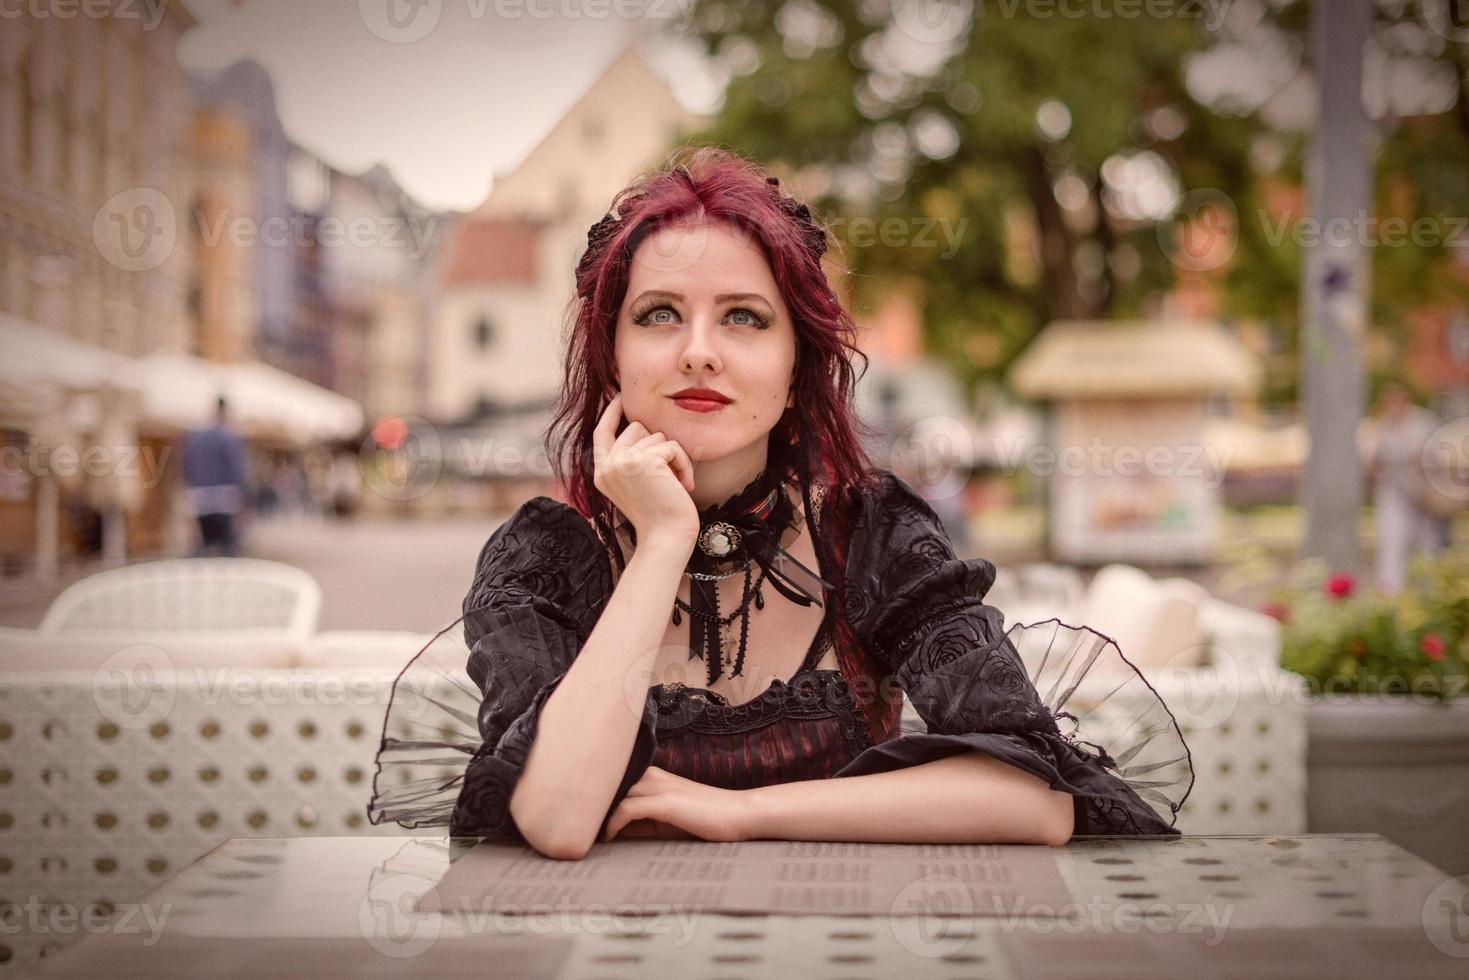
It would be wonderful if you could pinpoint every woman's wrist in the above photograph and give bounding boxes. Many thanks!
[633,530,696,564]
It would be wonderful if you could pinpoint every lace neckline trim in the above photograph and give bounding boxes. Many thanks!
[653,616,834,710]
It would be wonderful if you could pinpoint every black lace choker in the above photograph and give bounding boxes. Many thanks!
[621,455,833,686]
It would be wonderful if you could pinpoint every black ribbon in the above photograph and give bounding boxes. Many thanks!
[624,450,835,684]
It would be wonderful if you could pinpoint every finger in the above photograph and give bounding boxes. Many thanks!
[632,430,667,450]
[611,423,650,474]
[664,440,696,492]
[643,439,693,493]
[614,419,649,449]
[604,798,647,841]
[603,809,629,841]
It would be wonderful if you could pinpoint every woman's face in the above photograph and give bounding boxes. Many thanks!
[612,220,797,466]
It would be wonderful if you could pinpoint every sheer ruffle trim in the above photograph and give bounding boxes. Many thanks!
[836,615,1194,835]
[366,611,660,842]
[365,618,481,831]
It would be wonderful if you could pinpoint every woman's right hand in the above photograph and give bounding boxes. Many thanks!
[592,392,699,547]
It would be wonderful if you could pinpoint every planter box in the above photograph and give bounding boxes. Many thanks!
[1306,695,1469,875]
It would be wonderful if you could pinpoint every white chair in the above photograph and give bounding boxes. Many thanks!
[1076,563,1209,672]
[37,558,321,640]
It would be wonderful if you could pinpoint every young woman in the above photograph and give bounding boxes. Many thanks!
[368,147,1193,860]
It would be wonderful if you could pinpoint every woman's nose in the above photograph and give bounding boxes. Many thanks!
[678,314,722,373]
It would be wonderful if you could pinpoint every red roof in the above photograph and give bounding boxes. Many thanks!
[443,217,541,285]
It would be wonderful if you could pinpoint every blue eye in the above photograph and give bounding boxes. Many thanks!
[729,308,771,329]
[631,304,677,326]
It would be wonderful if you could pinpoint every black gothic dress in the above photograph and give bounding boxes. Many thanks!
[367,470,1194,843]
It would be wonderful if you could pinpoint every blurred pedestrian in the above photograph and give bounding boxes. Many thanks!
[329,447,362,520]
[181,395,249,557]
[1368,382,1444,593]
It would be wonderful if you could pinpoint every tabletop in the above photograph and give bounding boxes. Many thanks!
[33,833,1469,979]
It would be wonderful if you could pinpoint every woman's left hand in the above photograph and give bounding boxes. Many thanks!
[602,767,755,843]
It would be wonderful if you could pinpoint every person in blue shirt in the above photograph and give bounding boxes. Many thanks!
[180,396,249,557]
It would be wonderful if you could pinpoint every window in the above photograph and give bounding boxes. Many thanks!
[472,316,493,351]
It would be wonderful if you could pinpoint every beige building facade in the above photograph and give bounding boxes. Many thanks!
[428,43,705,423]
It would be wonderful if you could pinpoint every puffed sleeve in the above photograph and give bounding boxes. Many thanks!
[831,471,1193,837]
[365,497,660,844]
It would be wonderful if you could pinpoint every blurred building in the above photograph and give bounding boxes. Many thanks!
[187,61,451,423]
[306,161,450,422]
[0,7,197,577]
[429,42,704,428]
[188,60,293,367]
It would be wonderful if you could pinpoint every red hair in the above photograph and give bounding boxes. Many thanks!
[546,144,901,744]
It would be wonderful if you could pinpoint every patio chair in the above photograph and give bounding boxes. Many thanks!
[37,558,321,640]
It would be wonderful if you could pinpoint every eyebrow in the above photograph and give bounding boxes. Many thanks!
[628,289,774,306]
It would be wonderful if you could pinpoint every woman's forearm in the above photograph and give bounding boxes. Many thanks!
[743,751,1075,846]
[510,534,691,858]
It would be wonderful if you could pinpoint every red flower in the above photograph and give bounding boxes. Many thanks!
[1420,633,1447,662]
[1261,601,1291,624]
[1325,573,1356,599]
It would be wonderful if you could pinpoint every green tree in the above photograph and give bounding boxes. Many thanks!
[675,0,1469,404]
[680,0,1259,393]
